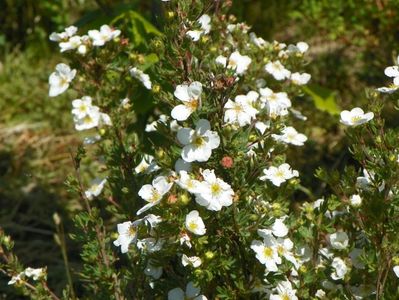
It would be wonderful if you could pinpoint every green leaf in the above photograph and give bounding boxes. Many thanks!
[112,11,162,47]
[303,84,340,115]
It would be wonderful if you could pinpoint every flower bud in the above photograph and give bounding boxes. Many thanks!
[167,11,175,19]
[200,36,209,43]
[205,251,215,260]
[53,213,61,226]
[167,194,178,205]
[299,265,307,273]
[152,84,161,93]
[221,156,233,168]
[178,193,190,205]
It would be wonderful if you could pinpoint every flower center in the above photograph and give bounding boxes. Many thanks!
[275,170,285,179]
[193,135,205,147]
[211,183,222,196]
[128,225,136,237]
[263,247,273,258]
[351,115,362,123]
[187,99,198,111]
[149,189,161,202]
[188,222,198,231]
[282,294,290,300]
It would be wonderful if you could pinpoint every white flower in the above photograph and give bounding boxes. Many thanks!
[251,234,281,272]
[185,210,206,235]
[72,96,93,118]
[113,220,142,253]
[260,163,299,187]
[168,282,207,300]
[8,273,23,285]
[276,238,299,269]
[143,214,162,229]
[186,14,211,41]
[329,232,349,250]
[88,24,121,46]
[378,57,399,93]
[144,260,163,279]
[340,108,374,126]
[135,155,160,174]
[84,178,107,199]
[130,67,152,90]
[74,106,101,131]
[49,26,78,42]
[120,97,131,109]
[349,194,362,207]
[393,265,399,278]
[250,32,268,48]
[137,176,173,215]
[24,267,45,280]
[182,254,202,268]
[331,257,348,280]
[272,126,307,146]
[216,51,252,75]
[195,169,234,211]
[287,42,309,54]
[59,35,82,52]
[224,93,258,127]
[270,280,298,300]
[290,72,311,85]
[272,218,289,237]
[171,81,202,121]
[137,238,164,253]
[49,63,76,97]
[179,232,192,249]
[177,119,220,162]
[177,171,201,194]
[259,87,291,117]
[315,289,326,298]
[265,60,291,81]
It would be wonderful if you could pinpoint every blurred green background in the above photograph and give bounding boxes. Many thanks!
[1,0,399,298]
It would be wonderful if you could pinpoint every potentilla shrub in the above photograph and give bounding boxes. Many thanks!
[2,0,399,299]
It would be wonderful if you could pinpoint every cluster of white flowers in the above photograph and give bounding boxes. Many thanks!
[50,25,120,54]
[71,96,112,131]
[8,267,45,285]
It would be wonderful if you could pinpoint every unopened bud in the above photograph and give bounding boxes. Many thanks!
[152,84,161,93]
[178,193,190,205]
[167,11,175,19]
[221,156,233,168]
[53,213,61,226]
[167,194,178,205]
[205,251,215,260]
